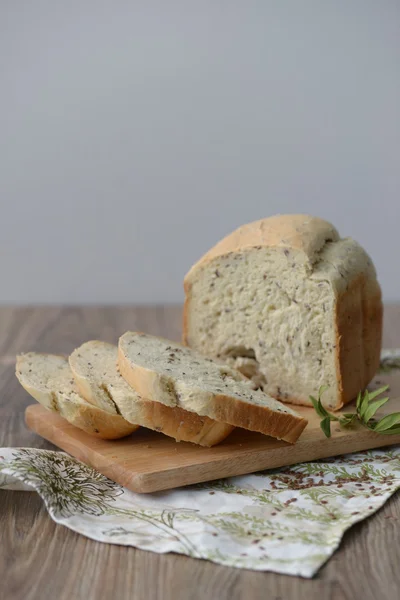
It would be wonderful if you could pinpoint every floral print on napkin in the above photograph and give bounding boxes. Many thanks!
[1,446,400,577]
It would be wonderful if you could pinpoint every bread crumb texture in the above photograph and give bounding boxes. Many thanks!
[184,215,382,409]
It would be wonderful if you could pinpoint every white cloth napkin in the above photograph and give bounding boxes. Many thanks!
[2,349,400,578]
[1,446,400,577]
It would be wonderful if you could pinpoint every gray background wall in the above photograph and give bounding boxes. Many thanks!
[1,2,399,304]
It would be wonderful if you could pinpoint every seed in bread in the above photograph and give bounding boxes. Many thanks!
[69,340,234,446]
[16,353,137,439]
[183,214,382,410]
[118,332,307,443]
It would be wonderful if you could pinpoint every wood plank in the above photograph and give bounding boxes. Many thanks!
[1,305,400,600]
[24,363,400,492]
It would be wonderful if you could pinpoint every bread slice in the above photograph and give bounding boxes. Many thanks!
[69,341,234,446]
[183,214,383,410]
[16,353,137,439]
[118,333,307,443]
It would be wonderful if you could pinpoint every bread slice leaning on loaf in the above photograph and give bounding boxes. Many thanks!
[118,332,307,443]
[16,353,137,439]
[183,214,383,410]
[69,341,234,446]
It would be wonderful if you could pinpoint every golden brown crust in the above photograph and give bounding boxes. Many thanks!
[118,344,307,444]
[335,275,383,409]
[184,214,339,286]
[210,394,307,443]
[17,380,138,440]
[132,399,234,446]
[60,403,139,439]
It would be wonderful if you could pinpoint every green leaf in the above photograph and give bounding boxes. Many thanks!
[311,382,399,438]
[359,390,370,420]
[377,425,400,435]
[339,413,357,427]
[367,385,389,402]
[373,412,400,433]
[328,411,340,422]
[309,395,328,418]
[363,397,390,424]
[320,417,332,438]
[318,385,330,397]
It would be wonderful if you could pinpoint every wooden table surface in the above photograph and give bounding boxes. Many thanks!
[1,305,400,600]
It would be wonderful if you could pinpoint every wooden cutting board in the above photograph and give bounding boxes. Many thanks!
[25,370,400,493]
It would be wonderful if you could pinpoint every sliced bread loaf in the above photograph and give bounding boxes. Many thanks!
[118,333,307,443]
[183,214,383,410]
[16,353,137,439]
[69,341,234,446]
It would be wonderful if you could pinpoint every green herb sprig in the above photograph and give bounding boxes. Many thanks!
[310,385,400,438]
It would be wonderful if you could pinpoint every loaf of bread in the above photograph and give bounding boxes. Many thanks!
[183,214,383,410]
[69,341,234,446]
[16,353,138,439]
[118,332,307,443]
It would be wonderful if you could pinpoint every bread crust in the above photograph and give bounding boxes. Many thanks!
[184,214,338,288]
[335,274,383,409]
[118,335,307,444]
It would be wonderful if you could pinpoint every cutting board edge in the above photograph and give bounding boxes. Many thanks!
[133,434,400,492]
